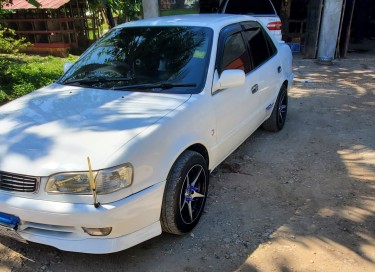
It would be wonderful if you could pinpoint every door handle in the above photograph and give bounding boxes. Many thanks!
[278,66,282,73]
[251,84,259,94]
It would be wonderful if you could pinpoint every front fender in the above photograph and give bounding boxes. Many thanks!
[103,94,216,195]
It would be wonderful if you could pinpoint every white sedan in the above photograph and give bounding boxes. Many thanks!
[0,14,293,254]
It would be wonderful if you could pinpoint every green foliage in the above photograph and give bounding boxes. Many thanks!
[0,0,41,10]
[160,8,199,16]
[0,8,11,18]
[86,0,143,26]
[0,1,14,17]
[26,0,41,8]
[103,0,142,23]
[0,27,31,53]
[0,54,78,104]
[87,0,107,10]
[116,0,143,23]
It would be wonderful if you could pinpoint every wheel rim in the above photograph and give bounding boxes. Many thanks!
[277,90,287,127]
[179,164,207,225]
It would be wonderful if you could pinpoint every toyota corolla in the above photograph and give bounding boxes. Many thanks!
[0,14,293,253]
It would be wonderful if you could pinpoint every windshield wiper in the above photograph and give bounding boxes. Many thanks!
[112,82,197,91]
[62,77,133,85]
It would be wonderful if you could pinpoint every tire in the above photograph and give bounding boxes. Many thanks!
[262,85,288,132]
[161,150,209,235]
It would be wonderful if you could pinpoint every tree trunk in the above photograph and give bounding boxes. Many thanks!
[105,3,115,28]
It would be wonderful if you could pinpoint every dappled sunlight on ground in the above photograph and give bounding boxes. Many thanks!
[235,56,375,272]
[338,205,375,222]
[292,57,375,99]
[338,145,375,182]
[240,235,375,272]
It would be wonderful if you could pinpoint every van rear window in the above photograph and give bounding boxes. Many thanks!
[224,0,275,15]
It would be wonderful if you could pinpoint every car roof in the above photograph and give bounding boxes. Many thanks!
[117,14,258,31]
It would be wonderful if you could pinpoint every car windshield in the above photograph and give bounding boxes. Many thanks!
[59,26,213,94]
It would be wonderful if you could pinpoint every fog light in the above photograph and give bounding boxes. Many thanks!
[82,227,112,236]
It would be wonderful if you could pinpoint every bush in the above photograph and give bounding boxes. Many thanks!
[0,54,78,104]
[0,27,30,53]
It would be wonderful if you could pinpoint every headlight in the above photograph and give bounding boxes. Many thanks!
[46,163,133,194]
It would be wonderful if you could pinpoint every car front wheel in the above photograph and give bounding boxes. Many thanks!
[161,150,209,235]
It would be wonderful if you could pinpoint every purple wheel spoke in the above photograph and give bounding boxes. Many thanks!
[179,164,207,224]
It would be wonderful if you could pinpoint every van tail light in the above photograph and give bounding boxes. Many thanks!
[267,21,282,31]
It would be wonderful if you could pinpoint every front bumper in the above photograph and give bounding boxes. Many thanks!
[0,182,164,254]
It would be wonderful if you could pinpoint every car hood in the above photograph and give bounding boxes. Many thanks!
[0,84,191,176]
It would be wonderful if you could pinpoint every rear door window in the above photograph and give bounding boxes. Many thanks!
[242,23,276,70]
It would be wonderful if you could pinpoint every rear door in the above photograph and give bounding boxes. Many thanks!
[241,21,282,120]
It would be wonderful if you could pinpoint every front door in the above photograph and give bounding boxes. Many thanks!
[211,24,263,162]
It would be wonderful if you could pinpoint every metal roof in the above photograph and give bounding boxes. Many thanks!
[2,0,70,10]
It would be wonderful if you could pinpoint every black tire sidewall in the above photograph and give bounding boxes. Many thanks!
[162,151,209,234]
[262,85,288,132]
[276,86,288,130]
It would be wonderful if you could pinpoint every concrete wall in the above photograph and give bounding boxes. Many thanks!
[317,0,344,60]
[142,0,159,18]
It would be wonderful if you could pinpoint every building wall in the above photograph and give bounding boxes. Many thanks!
[317,0,344,60]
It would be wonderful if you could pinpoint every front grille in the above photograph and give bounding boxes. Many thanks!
[0,171,38,193]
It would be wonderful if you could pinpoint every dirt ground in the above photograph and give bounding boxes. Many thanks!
[1,53,374,272]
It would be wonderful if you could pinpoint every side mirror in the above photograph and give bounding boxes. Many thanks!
[63,62,74,73]
[212,69,246,93]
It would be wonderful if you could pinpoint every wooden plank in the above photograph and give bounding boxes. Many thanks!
[303,0,324,58]
[0,18,78,23]
[341,0,356,58]
[335,0,347,58]
[32,43,71,48]
[16,30,76,34]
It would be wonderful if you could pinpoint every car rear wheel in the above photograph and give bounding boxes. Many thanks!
[262,85,288,132]
[161,150,209,235]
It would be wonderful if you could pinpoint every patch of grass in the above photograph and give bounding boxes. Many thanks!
[0,54,79,104]
[160,9,199,16]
